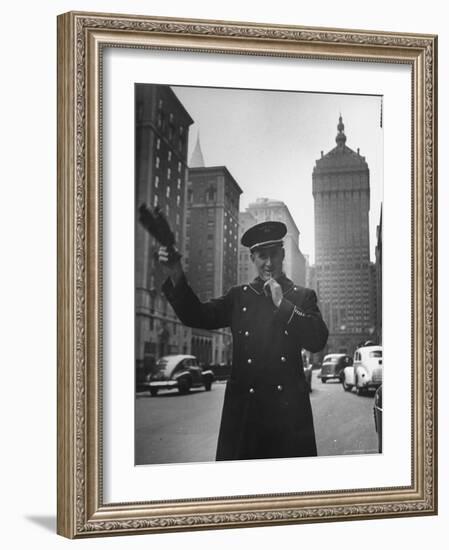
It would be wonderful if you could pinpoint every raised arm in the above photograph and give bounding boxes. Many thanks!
[138,204,233,330]
[162,273,233,330]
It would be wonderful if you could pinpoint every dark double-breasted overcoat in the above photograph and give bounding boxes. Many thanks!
[162,273,329,461]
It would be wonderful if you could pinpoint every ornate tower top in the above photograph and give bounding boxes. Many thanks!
[335,115,347,147]
[190,134,205,168]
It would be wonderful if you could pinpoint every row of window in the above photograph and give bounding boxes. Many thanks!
[315,264,372,270]
[152,193,181,208]
[154,146,184,172]
[153,175,183,193]
[156,107,186,151]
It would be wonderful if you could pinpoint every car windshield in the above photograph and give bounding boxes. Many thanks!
[324,357,340,363]
[369,350,382,358]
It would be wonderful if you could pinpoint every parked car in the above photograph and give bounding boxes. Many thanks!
[341,345,383,394]
[302,352,313,393]
[142,355,214,396]
[373,385,383,452]
[320,353,352,383]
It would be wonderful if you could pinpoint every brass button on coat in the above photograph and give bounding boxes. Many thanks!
[281,356,286,362]
[247,358,253,364]
[277,385,283,391]
[249,387,255,394]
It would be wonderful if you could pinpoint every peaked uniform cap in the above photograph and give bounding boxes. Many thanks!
[241,221,287,252]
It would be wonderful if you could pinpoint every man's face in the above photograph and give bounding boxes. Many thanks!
[250,246,284,281]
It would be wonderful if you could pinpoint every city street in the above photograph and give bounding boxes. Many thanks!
[135,371,379,465]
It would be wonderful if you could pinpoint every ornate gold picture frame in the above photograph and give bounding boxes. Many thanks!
[57,11,437,538]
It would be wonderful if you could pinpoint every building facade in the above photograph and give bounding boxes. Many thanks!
[243,198,306,286]
[312,116,376,355]
[135,84,194,377]
[186,166,242,365]
[374,206,383,344]
[238,211,257,284]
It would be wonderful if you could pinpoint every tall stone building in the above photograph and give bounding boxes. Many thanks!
[186,163,242,365]
[135,84,194,377]
[243,198,306,286]
[312,116,375,354]
[374,206,383,344]
[304,255,317,292]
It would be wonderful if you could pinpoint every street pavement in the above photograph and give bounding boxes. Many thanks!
[135,371,378,465]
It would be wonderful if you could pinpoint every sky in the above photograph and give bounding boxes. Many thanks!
[172,85,383,263]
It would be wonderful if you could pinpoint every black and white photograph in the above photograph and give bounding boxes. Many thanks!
[134,84,383,466]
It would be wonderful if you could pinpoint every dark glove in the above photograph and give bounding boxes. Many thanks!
[138,203,182,263]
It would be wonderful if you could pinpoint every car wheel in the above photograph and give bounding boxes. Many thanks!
[321,378,327,384]
[178,378,191,394]
[342,376,352,392]
[204,380,212,391]
[149,388,159,397]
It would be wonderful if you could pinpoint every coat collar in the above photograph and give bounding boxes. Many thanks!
[248,273,295,296]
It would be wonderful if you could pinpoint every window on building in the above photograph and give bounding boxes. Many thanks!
[178,161,182,172]
[155,156,160,168]
[206,186,216,202]
[168,151,172,161]
[177,178,181,190]
[154,175,159,188]
[153,194,158,207]
[176,195,180,206]
[166,186,170,199]
[167,168,171,180]
[156,138,161,150]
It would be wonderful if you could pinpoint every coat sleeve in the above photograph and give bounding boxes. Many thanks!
[162,275,234,330]
[274,288,329,353]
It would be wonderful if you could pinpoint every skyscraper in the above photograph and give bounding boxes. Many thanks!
[313,116,375,354]
[135,84,194,376]
[375,206,383,345]
[238,211,257,285]
[186,163,242,364]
